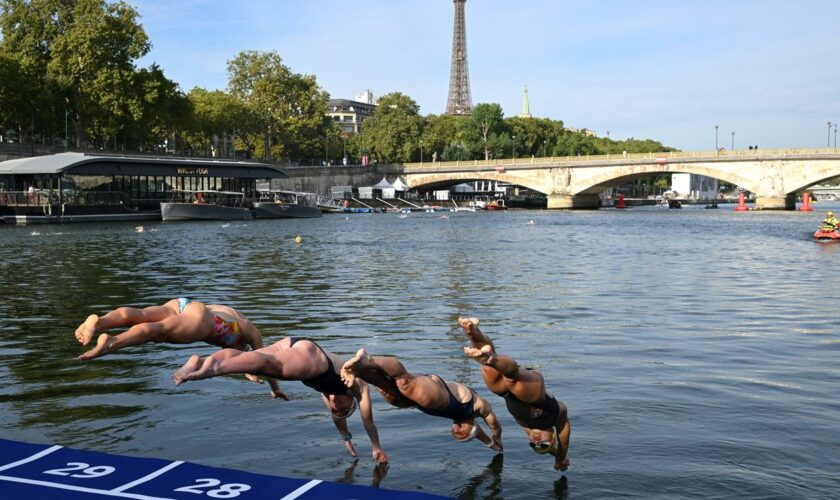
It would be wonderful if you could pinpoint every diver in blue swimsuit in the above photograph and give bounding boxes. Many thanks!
[340,348,503,452]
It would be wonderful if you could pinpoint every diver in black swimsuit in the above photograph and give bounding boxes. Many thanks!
[173,337,389,463]
[341,348,503,452]
[459,317,570,471]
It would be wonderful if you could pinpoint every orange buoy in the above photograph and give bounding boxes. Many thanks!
[734,192,749,211]
[798,192,813,212]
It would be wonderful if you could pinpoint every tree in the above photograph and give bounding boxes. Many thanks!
[356,92,422,162]
[421,114,465,162]
[0,0,151,148]
[467,103,506,160]
[226,50,330,163]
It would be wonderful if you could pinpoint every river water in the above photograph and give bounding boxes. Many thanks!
[1,204,838,499]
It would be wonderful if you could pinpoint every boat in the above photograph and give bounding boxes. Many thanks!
[253,191,322,218]
[161,189,252,221]
[813,227,840,240]
[484,199,507,210]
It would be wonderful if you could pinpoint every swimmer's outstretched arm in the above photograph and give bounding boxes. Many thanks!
[356,381,388,463]
[474,396,503,452]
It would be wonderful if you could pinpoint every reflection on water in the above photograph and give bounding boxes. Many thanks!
[1,205,840,499]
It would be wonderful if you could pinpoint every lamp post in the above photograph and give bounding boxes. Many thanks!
[731,131,735,151]
[834,123,837,148]
[324,131,328,166]
[715,125,719,151]
[829,121,833,148]
[606,130,610,154]
[420,140,424,163]
[512,135,516,160]
[543,139,547,157]
[64,105,69,151]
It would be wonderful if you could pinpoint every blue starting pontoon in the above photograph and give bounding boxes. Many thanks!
[0,438,449,500]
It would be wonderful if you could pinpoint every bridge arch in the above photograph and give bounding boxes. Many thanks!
[572,163,754,195]
[405,172,549,194]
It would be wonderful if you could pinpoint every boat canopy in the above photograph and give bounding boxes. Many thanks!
[0,152,287,179]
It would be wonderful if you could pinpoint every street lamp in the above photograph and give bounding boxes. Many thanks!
[64,97,70,151]
[715,125,719,151]
[543,139,547,157]
[512,135,516,160]
[420,140,424,163]
[829,121,833,148]
[324,131,328,166]
[731,131,735,151]
[834,123,838,148]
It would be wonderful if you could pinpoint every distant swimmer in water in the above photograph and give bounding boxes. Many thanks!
[135,226,144,232]
[459,317,570,471]
[173,337,389,463]
[74,299,280,397]
[341,348,503,452]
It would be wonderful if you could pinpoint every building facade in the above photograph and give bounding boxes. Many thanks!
[327,90,377,134]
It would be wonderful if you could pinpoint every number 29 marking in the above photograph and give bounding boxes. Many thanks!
[43,462,115,478]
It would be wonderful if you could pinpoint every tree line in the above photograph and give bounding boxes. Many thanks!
[0,0,676,166]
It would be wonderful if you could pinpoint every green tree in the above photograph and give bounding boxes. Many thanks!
[185,87,248,157]
[226,50,329,162]
[421,114,465,162]
[0,0,151,148]
[467,103,506,160]
[356,92,422,162]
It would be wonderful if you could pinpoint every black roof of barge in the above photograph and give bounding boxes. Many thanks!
[0,153,288,179]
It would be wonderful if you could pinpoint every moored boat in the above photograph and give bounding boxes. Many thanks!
[484,199,507,210]
[253,191,322,218]
[161,189,252,221]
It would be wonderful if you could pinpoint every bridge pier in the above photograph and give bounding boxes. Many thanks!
[547,194,601,209]
[755,194,796,210]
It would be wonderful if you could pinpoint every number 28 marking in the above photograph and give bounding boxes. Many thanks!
[175,478,252,498]
[43,462,115,478]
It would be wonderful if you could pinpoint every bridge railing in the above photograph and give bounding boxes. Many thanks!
[403,147,840,169]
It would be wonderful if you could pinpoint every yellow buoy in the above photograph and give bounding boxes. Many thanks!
[294,236,303,244]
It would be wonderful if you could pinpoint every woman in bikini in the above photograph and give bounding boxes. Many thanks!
[73,298,281,398]
[340,348,503,452]
[172,337,389,463]
[459,317,571,471]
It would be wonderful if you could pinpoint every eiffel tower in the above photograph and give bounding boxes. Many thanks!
[445,0,472,115]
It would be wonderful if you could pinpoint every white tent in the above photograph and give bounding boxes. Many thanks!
[391,177,409,192]
[372,176,396,199]
[372,177,395,190]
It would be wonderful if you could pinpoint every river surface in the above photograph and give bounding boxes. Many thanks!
[1,204,839,499]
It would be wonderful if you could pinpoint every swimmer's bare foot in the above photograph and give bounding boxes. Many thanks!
[341,347,373,388]
[244,373,264,384]
[78,333,113,360]
[172,355,202,385]
[463,345,495,365]
[458,317,493,349]
[458,316,479,334]
[182,356,222,381]
[75,314,100,345]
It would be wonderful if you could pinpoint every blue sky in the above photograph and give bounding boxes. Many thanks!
[133,0,840,151]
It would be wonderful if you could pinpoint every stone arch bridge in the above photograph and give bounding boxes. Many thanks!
[400,149,840,209]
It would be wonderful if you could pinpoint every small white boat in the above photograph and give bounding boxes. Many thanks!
[161,189,252,221]
[253,191,322,219]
